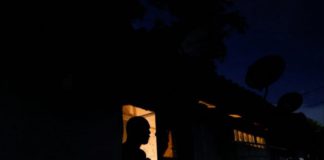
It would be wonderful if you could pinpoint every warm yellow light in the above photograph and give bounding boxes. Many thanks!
[243,132,248,142]
[228,114,242,118]
[233,129,266,149]
[261,137,266,144]
[122,105,158,160]
[163,131,174,158]
[198,100,216,109]
[238,130,243,142]
[234,129,238,141]
[248,134,254,143]
[256,136,266,144]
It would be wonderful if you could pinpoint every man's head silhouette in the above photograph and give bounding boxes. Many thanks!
[126,116,150,145]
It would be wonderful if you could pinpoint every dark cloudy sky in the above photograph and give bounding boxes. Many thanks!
[217,0,324,124]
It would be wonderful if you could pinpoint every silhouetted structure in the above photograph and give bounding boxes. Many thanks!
[118,75,319,160]
[245,55,286,98]
[1,1,321,160]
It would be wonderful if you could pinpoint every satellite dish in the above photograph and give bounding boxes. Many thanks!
[276,92,303,113]
[245,55,285,98]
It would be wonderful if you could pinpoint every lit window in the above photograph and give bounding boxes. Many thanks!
[256,136,261,144]
[248,134,254,143]
[234,129,238,141]
[233,129,266,149]
[243,132,248,142]
[238,130,243,142]
[261,137,266,144]
[256,136,259,144]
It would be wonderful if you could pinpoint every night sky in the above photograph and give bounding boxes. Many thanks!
[136,0,324,124]
[217,0,324,124]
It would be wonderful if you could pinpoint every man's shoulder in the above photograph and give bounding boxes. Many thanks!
[122,144,146,160]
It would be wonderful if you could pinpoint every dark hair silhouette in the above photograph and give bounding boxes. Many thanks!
[123,116,151,160]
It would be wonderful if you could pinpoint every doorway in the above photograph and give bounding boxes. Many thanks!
[122,104,158,160]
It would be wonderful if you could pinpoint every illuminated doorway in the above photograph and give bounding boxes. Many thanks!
[122,104,157,160]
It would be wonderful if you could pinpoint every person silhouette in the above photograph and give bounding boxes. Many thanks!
[123,116,151,160]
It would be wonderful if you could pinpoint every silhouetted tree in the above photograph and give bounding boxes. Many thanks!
[145,0,245,59]
[123,0,246,101]
[125,2,246,160]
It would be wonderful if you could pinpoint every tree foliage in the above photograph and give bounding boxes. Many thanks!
[133,0,246,61]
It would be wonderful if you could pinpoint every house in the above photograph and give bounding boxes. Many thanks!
[119,74,317,160]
